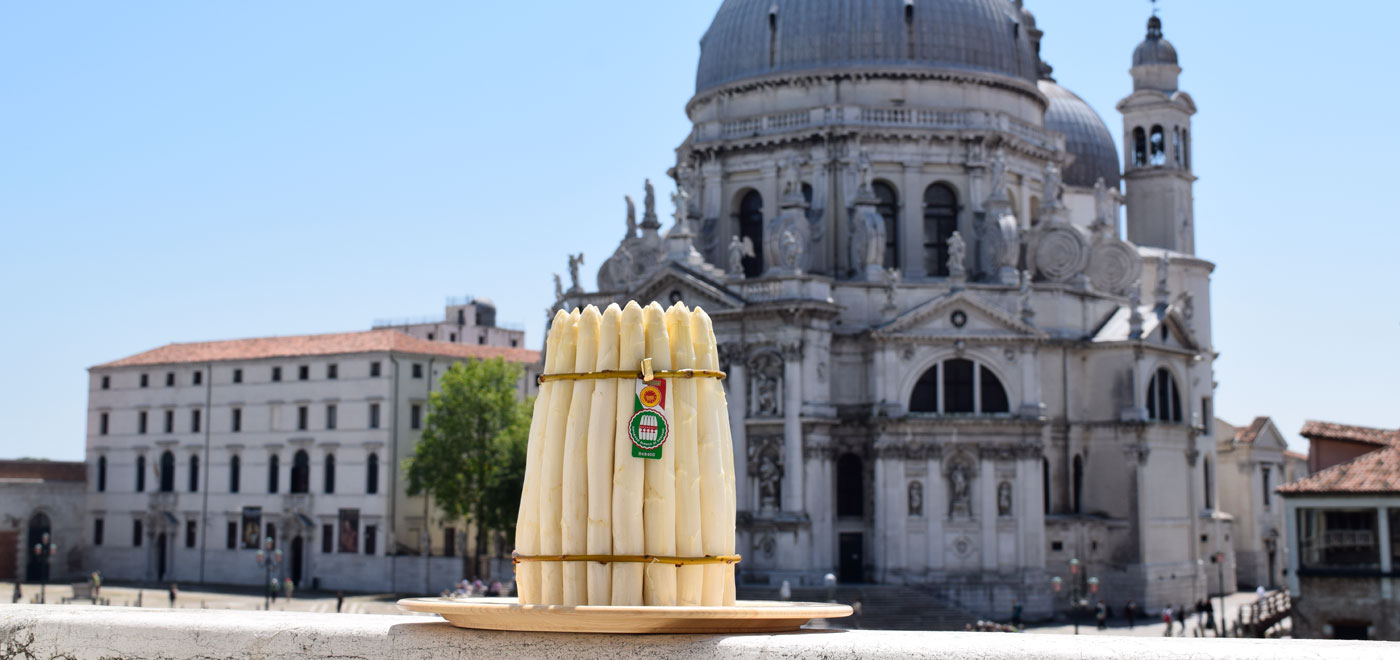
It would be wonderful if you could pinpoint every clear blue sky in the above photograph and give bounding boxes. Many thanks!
[1,1,1395,461]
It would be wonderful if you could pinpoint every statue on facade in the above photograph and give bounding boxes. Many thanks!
[987,150,1008,203]
[641,178,659,228]
[1019,270,1035,323]
[778,230,803,273]
[677,160,701,216]
[850,181,886,280]
[553,273,564,301]
[670,186,691,234]
[625,195,638,239]
[749,352,783,417]
[1092,178,1111,235]
[949,464,971,517]
[567,253,584,293]
[756,448,783,513]
[908,481,924,517]
[727,235,754,277]
[882,267,901,314]
[948,231,967,282]
[856,150,873,191]
[997,481,1013,516]
[1155,252,1170,308]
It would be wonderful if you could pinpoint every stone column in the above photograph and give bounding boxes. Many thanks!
[724,346,749,513]
[980,453,998,572]
[1379,507,1393,601]
[927,454,945,570]
[761,164,780,238]
[781,341,804,514]
[1021,452,1046,569]
[1019,346,1044,418]
[1283,499,1301,596]
[806,446,834,572]
[901,160,925,279]
[882,452,907,583]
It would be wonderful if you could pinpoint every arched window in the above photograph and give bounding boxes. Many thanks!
[1132,127,1147,167]
[1182,129,1190,169]
[801,182,818,228]
[268,454,280,494]
[136,455,146,492]
[836,454,864,518]
[873,181,899,269]
[97,455,107,492]
[1043,458,1051,514]
[291,450,310,494]
[1072,455,1084,514]
[922,184,958,276]
[188,455,199,492]
[1203,456,1214,509]
[1173,127,1182,166]
[1149,125,1166,166]
[324,453,336,494]
[367,453,379,494]
[1145,367,1183,423]
[908,358,1011,415]
[230,455,241,494]
[738,191,765,278]
[159,450,175,493]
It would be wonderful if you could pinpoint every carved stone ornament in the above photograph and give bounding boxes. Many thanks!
[727,235,755,278]
[747,435,784,513]
[1086,237,1142,296]
[1030,223,1090,283]
[849,194,887,281]
[596,244,634,292]
[976,211,1019,284]
[908,481,924,517]
[997,481,1013,517]
[748,352,784,418]
[947,460,973,518]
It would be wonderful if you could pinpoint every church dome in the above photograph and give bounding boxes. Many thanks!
[695,0,1040,95]
[1038,80,1120,188]
[1132,16,1178,66]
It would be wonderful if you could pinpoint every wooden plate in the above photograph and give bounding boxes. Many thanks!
[396,597,853,634]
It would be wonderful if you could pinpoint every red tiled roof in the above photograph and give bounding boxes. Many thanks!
[0,460,87,482]
[1234,416,1271,444]
[1284,450,1308,461]
[1298,420,1400,447]
[1278,446,1400,495]
[94,330,540,369]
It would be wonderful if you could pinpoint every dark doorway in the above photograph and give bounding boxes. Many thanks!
[1331,623,1370,640]
[1267,549,1277,589]
[156,533,168,581]
[290,536,304,585]
[26,512,51,582]
[836,454,864,518]
[839,533,864,584]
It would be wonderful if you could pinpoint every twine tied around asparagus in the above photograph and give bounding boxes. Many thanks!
[511,552,743,568]
[536,358,726,386]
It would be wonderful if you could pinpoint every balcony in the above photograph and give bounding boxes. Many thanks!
[282,493,312,512]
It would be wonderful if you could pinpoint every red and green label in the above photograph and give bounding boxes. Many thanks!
[628,380,668,460]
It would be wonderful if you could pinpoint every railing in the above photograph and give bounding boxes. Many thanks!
[1235,590,1291,638]
[445,295,476,306]
[738,280,784,303]
[282,493,312,511]
[703,106,1057,150]
[372,316,444,329]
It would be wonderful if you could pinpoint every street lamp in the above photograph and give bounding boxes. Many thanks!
[32,533,57,604]
[1052,558,1097,635]
[255,536,283,611]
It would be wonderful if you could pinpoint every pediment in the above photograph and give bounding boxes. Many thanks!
[630,264,744,312]
[1156,308,1200,351]
[873,290,1044,341]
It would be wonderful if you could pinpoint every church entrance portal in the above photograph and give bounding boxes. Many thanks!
[156,533,167,581]
[290,536,304,585]
[839,533,863,583]
[25,513,51,582]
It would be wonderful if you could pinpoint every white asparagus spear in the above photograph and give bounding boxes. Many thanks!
[561,305,600,606]
[586,304,621,605]
[689,307,728,606]
[697,308,739,605]
[641,302,677,606]
[667,303,703,606]
[610,302,646,605]
[538,308,580,605]
[515,309,568,604]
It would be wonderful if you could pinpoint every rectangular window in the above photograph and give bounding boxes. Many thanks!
[326,404,337,430]
[327,364,338,380]
[140,373,149,388]
[478,336,485,345]
[444,527,455,557]
[164,410,174,433]
[1262,467,1272,507]
[411,404,422,430]
[266,523,277,550]
[100,412,109,436]
[322,524,334,553]
[369,403,380,429]
[427,332,435,341]
[233,368,243,384]
[297,406,308,431]
[166,372,175,387]
[101,375,110,390]
[133,520,143,547]
[298,365,310,381]
[370,361,381,377]
[138,411,148,434]
[94,518,104,546]
[449,333,457,342]
[185,520,197,548]
[1298,508,1380,570]
[191,409,201,433]
[232,408,242,433]
[364,525,377,555]
[272,367,282,382]
[511,339,518,347]
[1202,397,1212,432]
[412,363,423,379]
[226,522,237,549]
[193,371,203,386]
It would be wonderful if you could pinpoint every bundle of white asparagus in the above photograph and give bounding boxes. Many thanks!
[515,301,738,606]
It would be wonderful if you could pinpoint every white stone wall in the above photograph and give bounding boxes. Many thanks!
[0,478,85,583]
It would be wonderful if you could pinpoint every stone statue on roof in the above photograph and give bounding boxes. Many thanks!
[625,195,637,239]
[567,253,584,293]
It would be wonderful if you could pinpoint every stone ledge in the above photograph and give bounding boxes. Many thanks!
[1,605,1395,660]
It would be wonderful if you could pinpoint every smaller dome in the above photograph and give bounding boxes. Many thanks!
[1133,16,1178,66]
[1039,80,1120,189]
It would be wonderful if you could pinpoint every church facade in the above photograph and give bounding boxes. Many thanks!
[555,0,1224,618]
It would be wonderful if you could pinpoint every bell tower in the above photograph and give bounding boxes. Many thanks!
[1117,14,1197,254]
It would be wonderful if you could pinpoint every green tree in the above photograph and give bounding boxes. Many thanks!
[404,358,530,579]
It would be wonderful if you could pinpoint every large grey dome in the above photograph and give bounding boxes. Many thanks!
[1038,80,1120,188]
[1132,16,1178,66]
[695,0,1040,95]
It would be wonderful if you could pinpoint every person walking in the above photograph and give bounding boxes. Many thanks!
[1095,600,1107,630]
[11,583,21,604]
[168,583,178,608]
[1204,599,1216,636]
[270,578,279,604]
[1161,606,1173,636]
[336,590,344,613]
[283,577,295,602]
[1011,599,1023,630]
[1125,600,1138,630]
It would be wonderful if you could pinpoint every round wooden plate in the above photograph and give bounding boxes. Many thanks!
[396,597,853,634]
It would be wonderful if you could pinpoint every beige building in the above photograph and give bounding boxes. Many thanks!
[1215,416,1298,591]
[83,328,538,592]
[553,1,1226,619]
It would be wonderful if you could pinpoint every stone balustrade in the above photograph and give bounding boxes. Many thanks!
[3,605,1396,660]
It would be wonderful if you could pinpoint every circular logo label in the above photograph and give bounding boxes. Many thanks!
[628,409,668,450]
[638,385,662,408]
